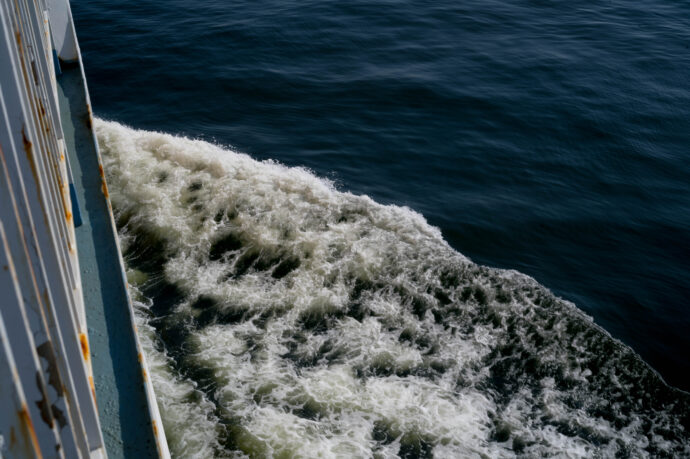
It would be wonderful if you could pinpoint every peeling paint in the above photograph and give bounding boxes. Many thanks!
[36,342,65,407]
[51,403,67,429]
[34,372,53,428]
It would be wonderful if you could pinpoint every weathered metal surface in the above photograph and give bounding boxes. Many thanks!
[1,21,74,459]
[0,1,98,455]
[0,224,46,459]
[0,271,43,459]
[1,0,170,457]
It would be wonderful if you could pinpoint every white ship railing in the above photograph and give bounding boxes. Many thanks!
[1,0,169,457]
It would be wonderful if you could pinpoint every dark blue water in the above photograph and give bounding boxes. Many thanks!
[73,0,690,392]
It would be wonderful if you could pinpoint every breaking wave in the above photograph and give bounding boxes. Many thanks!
[96,119,689,458]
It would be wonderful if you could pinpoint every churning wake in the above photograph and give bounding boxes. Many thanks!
[96,119,689,458]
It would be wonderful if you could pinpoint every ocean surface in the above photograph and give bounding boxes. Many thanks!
[73,0,689,457]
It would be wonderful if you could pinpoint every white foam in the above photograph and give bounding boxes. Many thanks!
[97,118,689,458]
[128,282,223,458]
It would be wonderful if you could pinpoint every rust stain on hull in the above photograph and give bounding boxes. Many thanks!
[79,332,89,361]
[89,375,98,408]
[19,403,43,458]
[85,104,93,130]
[9,425,17,447]
[98,164,110,198]
[22,127,40,186]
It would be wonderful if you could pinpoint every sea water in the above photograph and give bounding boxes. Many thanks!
[73,0,690,456]
[96,120,688,457]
